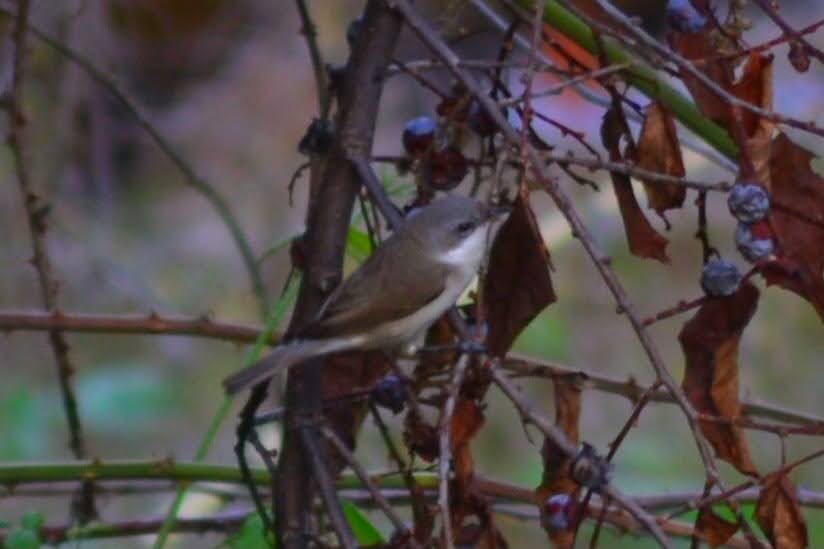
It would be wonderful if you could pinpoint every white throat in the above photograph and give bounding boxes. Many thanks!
[438,226,489,272]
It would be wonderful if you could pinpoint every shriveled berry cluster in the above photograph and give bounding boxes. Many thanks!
[401,89,500,192]
[700,180,775,298]
[371,373,408,414]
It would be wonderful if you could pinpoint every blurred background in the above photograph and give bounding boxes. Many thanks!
[1,0,823,547]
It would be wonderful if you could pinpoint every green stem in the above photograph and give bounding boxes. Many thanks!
[0,459,437,490]
[152,276,300,548]
[518,0,737,159]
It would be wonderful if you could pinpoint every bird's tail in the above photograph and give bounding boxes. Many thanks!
[222,340,332,395]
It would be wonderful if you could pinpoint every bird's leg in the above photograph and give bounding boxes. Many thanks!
[235,382,276,538]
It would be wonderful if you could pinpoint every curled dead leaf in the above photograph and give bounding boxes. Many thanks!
[636,102,687,216]
[679,282,760,476]
[602,107,670,263]
[696,508,739,548]
[756,474,808,549]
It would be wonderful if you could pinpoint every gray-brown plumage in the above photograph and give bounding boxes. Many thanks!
[222,195,507,394]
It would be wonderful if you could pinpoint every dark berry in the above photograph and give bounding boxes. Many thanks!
[467,99,497,137]
[542,494,575,531]
[298,118,335,155]
[728,182,770,223]
[701,258,742,297]
[735,221,774,263]
[571,443,611,491]
[402,116,436,156]
[423,146,469,191]
[372,374,407,414]
[666,0,707,33]
[346,17,363,49]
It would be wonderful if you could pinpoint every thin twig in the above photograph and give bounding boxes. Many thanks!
[4,308,821,428]
[294,0,330,117]
[6,0,88,470]
[592,0,824,139]
[391,0,720,483]
[299,428,358,549]
[0,310,275,344]
[436,354,472,549]
[321,424,411,537]
[0,7,269,315]
[486,362,672,547]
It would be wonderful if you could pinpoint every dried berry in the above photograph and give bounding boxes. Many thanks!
[402,116,436,156]
[570,443,611,491]
[728,181,770,223]
[372,374,407,414]
[666,0,707,33]
[423,146,469,191]
[701,258,742,297]
[467,99,496,137]
[542,493,575,531]
[735,221,775,263]
[298,118,335,155]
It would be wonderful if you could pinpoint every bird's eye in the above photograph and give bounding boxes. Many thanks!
[455,221,475,234]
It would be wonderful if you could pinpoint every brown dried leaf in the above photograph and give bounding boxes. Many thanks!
[536,377,582,549]
[483,194,557,356]
[602,107,670,263]
[450,398,485,490]
[672,28,775,185]
[636,102,687,215]
[755,474,808,549]
[732,54,775,187]
[611,171,671,262]
[679,282,760,476]
[765,134,824,320]
[696,508,739,548]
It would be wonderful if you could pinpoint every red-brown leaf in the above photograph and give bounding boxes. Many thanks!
[636,102,687,216]
[696,508,739,548]
[755,474,808,549]
[602,107,670,263]
[679,282,759,476]
[765,134,824,320]
[611,172,671,263]
[536,376,582,549]
[483,194,557,356]
[450,398,485,490]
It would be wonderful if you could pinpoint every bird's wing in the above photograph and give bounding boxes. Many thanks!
[302,237,448,339]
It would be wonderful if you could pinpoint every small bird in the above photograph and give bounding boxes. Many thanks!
[223,195,509,394]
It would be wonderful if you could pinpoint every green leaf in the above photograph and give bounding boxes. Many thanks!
[222,513,274,549]
[346,228,373,263]
[19,513,43,532]
[341,500,384,546]
[5,529,41,549]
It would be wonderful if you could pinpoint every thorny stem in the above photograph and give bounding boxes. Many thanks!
[6,0,88,496]
[294,0,330,118]
[390,0,720,482]
[3,308,822,428]
[0,7,270,316]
